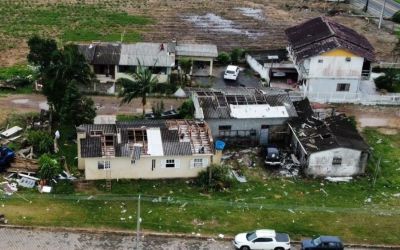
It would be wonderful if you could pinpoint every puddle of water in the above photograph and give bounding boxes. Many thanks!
[12,99,29,104]
[235,7,265,21]
[39,102,49,110]
[183,13,264,39]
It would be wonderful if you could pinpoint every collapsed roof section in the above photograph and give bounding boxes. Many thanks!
[290,99,369,154]
[285,16,375,62]
[77,120,214,159]
[190,87,297,120]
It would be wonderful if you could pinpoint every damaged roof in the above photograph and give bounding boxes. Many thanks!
[78,120,213,158]
[285,16,375,62]
[290,100,369,153]
[191,87,297,119]
[78,43,121,65]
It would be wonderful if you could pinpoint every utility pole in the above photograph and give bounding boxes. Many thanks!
[136,194,141,250]
[363,0,369,12]
[378,0,387,29]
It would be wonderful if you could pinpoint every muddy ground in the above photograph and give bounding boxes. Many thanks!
[0,0,397,66]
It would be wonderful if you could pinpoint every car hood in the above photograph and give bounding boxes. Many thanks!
[234,233,248,243]
[301,239,314,248]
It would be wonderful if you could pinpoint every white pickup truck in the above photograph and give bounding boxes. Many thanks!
[233,229,291,250]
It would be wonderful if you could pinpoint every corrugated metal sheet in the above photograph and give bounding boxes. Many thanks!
[80,137,102,157]
[120,43,175,67]
[176,43,218,58]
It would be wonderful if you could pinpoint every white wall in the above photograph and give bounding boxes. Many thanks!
[308,55,364,78]
[84,155,213,180]
[306,78,360,94]
[306,148,363,177]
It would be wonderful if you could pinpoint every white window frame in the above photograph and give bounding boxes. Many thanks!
[191,158,209,168]
[98,160,111,170]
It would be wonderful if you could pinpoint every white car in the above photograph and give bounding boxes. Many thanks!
[233,229,291,250]
[224,65,240,80]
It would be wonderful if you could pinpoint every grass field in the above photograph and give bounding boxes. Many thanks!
[0,2,152,50]
[1,129,400,244]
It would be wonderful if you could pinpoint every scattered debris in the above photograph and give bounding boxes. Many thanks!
[0,214,7,224]
[1,182,18,195]
[218,233,224,239]
[325,176,353,182]
[365,197,372,203]
[320,188,328,196]
[38,185,52,193]
[0,126,23,138]
[393,193,400,198]
[288,209,295,214]
[230,169,247,183]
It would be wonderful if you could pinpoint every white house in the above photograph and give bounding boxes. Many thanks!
[285,17,375,101]
[77,120,219,180]
[289,99,369,177]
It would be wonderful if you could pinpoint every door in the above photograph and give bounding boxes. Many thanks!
[259,125,269,146]
[252,238,274,250]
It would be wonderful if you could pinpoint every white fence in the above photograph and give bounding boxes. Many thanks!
[246,54,270,83]
[306,92,400,105]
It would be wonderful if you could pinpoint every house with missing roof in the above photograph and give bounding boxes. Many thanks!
[191,88,297,146]
[78,41,218,89]
[77,120,217,180]
[285,17,375,102]
[289,99,369,177]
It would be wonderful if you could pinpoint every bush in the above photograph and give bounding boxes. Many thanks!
[230,48,244,64]
[393,11,400,23]
[38,154,62,181]
[374,69,400,92]
[26,130,53,155]
[195,164,233,192]
[52,180,75,194]
[178,99,195,119]
[217,52,231,65]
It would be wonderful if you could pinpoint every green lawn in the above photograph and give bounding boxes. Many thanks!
[0,2,153,49]
[1,129,400,245]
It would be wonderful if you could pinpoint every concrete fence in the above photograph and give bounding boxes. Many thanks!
[306,91,400,105]
[246,54,270,83]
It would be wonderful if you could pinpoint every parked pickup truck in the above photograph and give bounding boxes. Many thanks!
[301,236,344,250]
[233,229,290,250]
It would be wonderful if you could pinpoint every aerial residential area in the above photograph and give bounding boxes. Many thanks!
[1,0,400,249]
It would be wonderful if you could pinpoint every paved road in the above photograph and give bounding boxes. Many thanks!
[351,0,400,17]
[0,228,384,250]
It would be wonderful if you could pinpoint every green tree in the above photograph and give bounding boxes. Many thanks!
[42,44,93,114]
[178,99,195,119]
[217,52,231,65]
[179,58,192,84]
[38,154,62,182]
[230,48,244,64]
[60,80,96,126]
[374,69,400,92]
[27,35,58,72]
[118,64,158,115]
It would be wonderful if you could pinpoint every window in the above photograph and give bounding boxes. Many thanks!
[336,83,350,92]
[118,65,136,74]
[194,159,203,167]
[318,59,323,63]
[345,57,351,62]
[149,67,167,74]
[165,159,175,168]
[332,157,342,166]
[219,125,231,131]
[98,160,111,170]
[105,135,114,146]
[254,238,273,242]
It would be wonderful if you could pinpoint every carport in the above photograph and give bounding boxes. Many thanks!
[175,43,218,76]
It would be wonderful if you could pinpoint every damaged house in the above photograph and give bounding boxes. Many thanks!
[285,17,375,102]
[77,120,217,180]
[289,99,369,177]
[191,88,297,146]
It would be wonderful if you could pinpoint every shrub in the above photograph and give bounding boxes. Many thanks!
[195,164,233,192]
[52,180,75,194]
[178,99,195,119]
[230,48,244,64]
[38,154,62,181]
[217,52,231,65]
[374,69,400,92]
[393,11,400,23]
[26,130,53,155]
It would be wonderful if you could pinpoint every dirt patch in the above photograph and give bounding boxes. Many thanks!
[0,0,396,66]
[377,127,399,135]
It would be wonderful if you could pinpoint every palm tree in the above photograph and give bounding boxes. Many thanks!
[118,64,158,115]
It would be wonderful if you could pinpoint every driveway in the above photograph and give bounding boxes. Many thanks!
[0,228,385,250]
[193,66,262,89]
